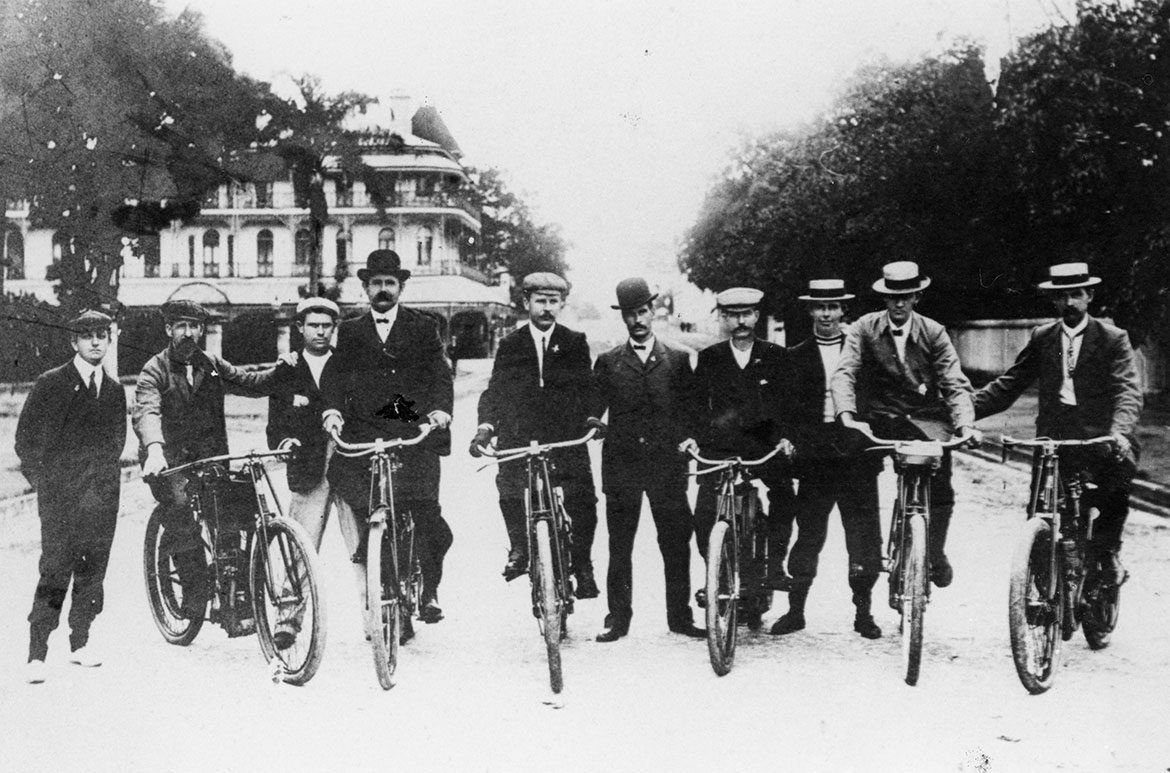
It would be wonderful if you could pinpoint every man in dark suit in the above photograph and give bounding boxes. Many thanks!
[679,287,794,619]
[975,262,1142,584]
[832,261,980,587]
[470,272,603,599]
[322,250,454,624]
[16,310,127,682]
[770,279,883,639]
[591,278,704,641]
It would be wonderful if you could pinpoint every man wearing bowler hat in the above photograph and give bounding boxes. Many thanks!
[974,262,1142,585]
[471,271,604,599]
[831,261,980,588]
[770,279,884,639]
[590,278,704,641]
[322,249,454,625]
[16,310,126,682]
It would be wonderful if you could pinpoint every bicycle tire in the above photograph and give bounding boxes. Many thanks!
[143,508,205,646]
[706,520,738,676]
[534,518,564,693]
[1008,517,1062,694]
[366,510,400,690]
[250,517,327,686]
[901,513,927,686]
[1081,563,1120,651]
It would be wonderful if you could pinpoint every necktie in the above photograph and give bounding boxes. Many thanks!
[88,372,98,400]
[631,343,646,350]
[891,329,904,337]
[539,335,548,387]
[375,317,390,325]
[1066,330,1083,375]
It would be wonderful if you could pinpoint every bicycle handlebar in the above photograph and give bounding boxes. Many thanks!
[1002,435,1116,449]
[686,441,789,472]
[854,426,970,451]
[476,429,598,467]
[330,423,435,457]
[155,447,293,479]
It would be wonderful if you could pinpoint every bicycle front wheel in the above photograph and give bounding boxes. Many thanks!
[533,518,564,693]
[143,509,206,646]
[1008,517,1062,694]
[366,511,401,690]
[250,517,327,686]
[901,513,927,686]
[706,520,738,676]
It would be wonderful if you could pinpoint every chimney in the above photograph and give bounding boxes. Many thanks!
[386,92,413,137]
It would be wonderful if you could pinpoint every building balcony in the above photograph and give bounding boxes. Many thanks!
[209,190,480,222]
[395,260,492,284]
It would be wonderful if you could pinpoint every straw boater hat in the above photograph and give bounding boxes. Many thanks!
[798,278,855,302]
[872,261,931,295]
[611,277,658,310]
[295,297,340,320]
[1036,262,1102,291]
[714,287,764,310]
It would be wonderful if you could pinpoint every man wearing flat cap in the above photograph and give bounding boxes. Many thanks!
[16,310,126,682]
[679,286,794,627]
[831,261,980,589]
[472,271,604,599]
[322,249,453,625]
[590,278,704,641]
[770,279,884,639]
[133,299,288,631]
[975,262,1142,585]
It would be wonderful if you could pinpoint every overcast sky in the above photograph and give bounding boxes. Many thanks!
[163,0,1071,305]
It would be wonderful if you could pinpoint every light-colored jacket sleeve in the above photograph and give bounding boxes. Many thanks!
[133,355,166,449]
[830,323,864,418]
[928,324,975,429]
[1107,330,1143,439]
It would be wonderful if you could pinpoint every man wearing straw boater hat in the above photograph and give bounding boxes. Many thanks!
[770,279,884,639]
[831,261,980,588]
[590,278,705,642]
[975,262,1142,585]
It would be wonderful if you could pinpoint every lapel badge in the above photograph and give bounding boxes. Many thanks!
[551,343,560,354]
[917,383,928,395]
[292,394,310,407]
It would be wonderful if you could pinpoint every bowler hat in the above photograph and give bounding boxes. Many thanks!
[872,261,931,295]
[798,278,855,302]
[161,299,209,323]
[715,287,764,310]
[70,310,113,334]
[358,249,412,282]
[1037,262,1102,291]
[611,277,658,310]
[521,272,570,295]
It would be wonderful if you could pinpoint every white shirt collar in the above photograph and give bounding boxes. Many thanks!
[1061,315,1089,338]
[629,335,655,362]
[372,304,399,326]
[529,321,555,343]
[73,354,102,385]
[886,312,913,334]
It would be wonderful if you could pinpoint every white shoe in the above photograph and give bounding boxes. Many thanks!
[69,646,102,668]
[26,659,47,684]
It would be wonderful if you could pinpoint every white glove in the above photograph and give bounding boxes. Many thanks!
[142,445,168,477]
[428,410,453,430]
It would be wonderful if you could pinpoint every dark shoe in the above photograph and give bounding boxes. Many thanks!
[1100,551,1129,586]
[742,610,764,631]
[595,625,628,643]
[502,549,528,582]
[769,612,806,636]
[853,614,882,640]
[419,599,444,624]
[574,568,600,600]
[694,588,707,608]
[930,555,954,588]
[668,622,706,639]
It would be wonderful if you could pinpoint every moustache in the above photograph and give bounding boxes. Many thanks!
[372,291,394,303]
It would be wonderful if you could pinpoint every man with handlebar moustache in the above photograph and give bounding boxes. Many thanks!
[974,262,1142,586]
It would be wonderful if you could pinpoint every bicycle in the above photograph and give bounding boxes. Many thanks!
[143,448,327,685]
[854,428,967,686]
[1001,435,1122,694]
[476,429,598,694]
[687,442,787,677]
[330,422,434,690]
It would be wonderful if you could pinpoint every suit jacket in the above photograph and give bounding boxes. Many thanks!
[477,322,597,450]
[693,339,788,459]
[831,311,974,434]
[974,316,1143,453]
[592,339,693,490]
[15,361,126,518]
[783,337,869,467]
[267,354,334,493]
[323,307,453,455]
[133,348,275,465]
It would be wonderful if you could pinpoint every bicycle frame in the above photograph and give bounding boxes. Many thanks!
[522,450,574,616]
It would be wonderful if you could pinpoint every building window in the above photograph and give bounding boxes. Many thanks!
[202,187,221,208]
[416,226,433,266]
[378,227,395,251]
[336,236,348,278]
[141,234,160,278]
[293,228,311,276]
[226,234,235,277]
[187,235,196,277]
[3,227,24,280]
[417,175,436,197]
[335,178,353,207]
[255,182,273,208]
[202,229,220,277]
[257,229,274,277]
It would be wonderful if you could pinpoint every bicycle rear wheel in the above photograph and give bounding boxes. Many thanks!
[901,514,927,686]
[706,520,738,676]
[143,509,206,646]
[533,518,564,693]
[366,510,401,690]
[1008,517,1062,694]
[1081,561,1120,651]
[250,517,327,686]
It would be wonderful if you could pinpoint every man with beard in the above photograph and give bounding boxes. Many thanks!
[17,310,126,682]
[591,278,704,641]
[974,262,1142,585]
[135,300,287,625]
[322,250,453,624]
[678,287,794,626]
[471,272,603,599]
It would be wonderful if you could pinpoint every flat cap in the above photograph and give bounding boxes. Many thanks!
[70,310,113,334]
[161,299,209,323]
[295,297,340,318]
[715,287,764,309]
[522,272,570,295]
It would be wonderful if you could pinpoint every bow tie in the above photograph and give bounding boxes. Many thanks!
[374,317,391,325]
[631,343,647,350]
[891,329,905,337]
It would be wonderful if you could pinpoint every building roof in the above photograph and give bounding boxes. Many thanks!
[401,275,511,307]
[412,106,463,158]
